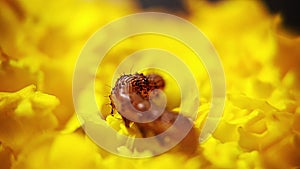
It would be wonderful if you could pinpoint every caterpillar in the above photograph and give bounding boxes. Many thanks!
[109,73,198,154]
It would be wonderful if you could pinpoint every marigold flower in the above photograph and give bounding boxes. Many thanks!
[0,0,299,169]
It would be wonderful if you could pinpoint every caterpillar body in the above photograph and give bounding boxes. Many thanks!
[109,73,198,154]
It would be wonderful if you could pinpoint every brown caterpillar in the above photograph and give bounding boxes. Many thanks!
[109,73,198,154]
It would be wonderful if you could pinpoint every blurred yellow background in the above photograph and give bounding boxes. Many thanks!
[1,0,300,169]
